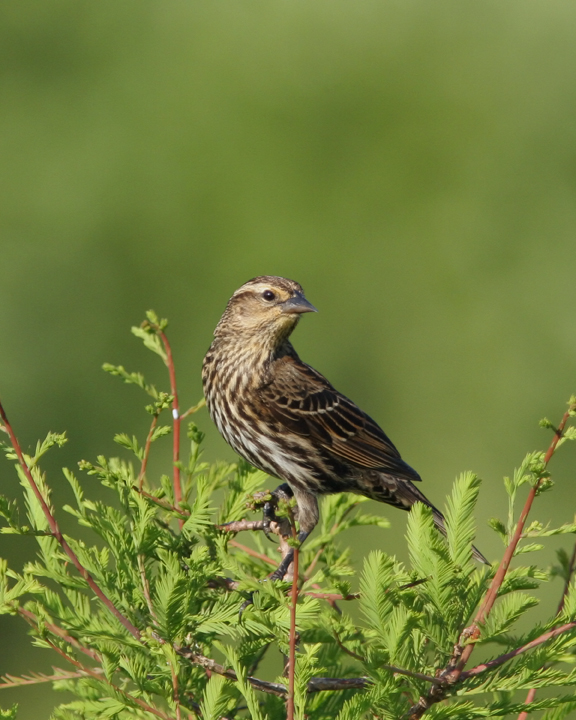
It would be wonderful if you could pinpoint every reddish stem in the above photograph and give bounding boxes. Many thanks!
[0,399,141,641]
[287,545,299,720]
[134,486,186,515]
[157,329,182,512]
[18,607,101,662]
[171,662,182,720]
[461,619,576,680]
[516,688,537,720]
[229,539,277,567]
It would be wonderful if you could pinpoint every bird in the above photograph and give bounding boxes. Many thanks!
[202,276,487,578]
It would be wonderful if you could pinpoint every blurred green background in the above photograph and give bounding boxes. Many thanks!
[1,1,576,716]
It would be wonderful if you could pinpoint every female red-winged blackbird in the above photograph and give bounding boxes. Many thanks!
[203,276,487,577]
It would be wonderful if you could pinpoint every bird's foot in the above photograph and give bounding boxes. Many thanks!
[253,483,294,541]
[268,550,295,581]
[269,529,309,581]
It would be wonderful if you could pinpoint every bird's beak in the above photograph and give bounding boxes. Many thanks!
[281,292,318,315]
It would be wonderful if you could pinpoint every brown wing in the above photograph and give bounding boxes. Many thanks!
[258,353,421,483]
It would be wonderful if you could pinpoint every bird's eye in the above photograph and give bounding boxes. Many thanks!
[262,290,276,301]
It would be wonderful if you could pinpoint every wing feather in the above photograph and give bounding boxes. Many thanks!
[258,353,421,483]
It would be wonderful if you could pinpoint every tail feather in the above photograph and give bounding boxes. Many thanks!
[364,472,489,565]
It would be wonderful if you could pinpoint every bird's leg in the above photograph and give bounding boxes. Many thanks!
[269,488,319,581]
[269,529,310,581]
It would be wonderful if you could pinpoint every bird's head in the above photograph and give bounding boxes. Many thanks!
[214,276,317,347]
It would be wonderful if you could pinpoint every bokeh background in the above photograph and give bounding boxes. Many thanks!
[1,1,576,716]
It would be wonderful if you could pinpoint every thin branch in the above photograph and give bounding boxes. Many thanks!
[133,486,187,516]
[287,545,300,720]
[308,677,370,693]
[516,689,537,720]
[18,607,101,662]
[176,649,288,697]
[0,398,142,641]
[170,661,182,720]
[229,540,277,567]
[333,632,441,685]
[176,648,369,697]
[0,667,103,689]
[138,553,159,625]
[310,582,342,613]
[461,619,576,680]
[284,501,301,719]
[333,632,365,662]
[138,414,159,490]
[218,520,270,533]
[180,398,206,421]
[397,577,430,592]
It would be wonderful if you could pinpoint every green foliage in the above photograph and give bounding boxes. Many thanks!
[0,705,18,720]
[1,317,576,719]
